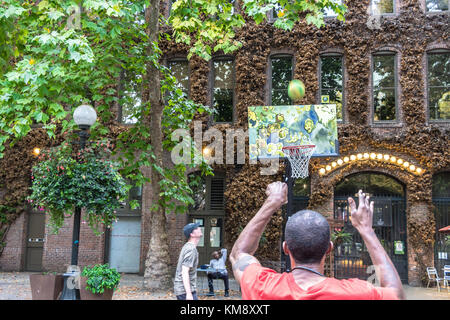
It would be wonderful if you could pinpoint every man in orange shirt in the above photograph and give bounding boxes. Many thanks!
[230,182,404,300]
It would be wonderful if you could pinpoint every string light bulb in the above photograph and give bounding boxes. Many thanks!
[317,153,424,176]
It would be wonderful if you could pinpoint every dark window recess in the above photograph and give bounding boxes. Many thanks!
[210,178,225,210]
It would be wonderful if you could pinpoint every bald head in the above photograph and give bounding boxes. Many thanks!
[284,210,331,264]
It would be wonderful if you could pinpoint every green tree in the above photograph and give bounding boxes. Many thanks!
[0,0,346,291]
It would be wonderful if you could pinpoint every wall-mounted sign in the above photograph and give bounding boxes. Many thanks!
[394,241,404,255]
[321,95,330,103]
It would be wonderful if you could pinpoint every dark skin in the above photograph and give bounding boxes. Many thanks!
[230,182,405,299]
[211,251,222,260]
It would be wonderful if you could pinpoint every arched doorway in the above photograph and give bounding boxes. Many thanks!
[333,172,408,283]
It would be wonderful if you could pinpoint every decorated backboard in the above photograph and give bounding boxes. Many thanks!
[248,104,339,159]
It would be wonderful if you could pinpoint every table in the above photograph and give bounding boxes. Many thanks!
[196,267,228,295]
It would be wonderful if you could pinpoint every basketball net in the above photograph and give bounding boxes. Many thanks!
[282,145,315,179]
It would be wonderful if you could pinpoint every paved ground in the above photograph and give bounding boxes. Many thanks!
[1,272,449,300]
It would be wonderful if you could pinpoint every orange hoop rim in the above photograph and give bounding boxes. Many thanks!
[282,145,315,151]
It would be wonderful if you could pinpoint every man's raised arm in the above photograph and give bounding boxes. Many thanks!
[348,190,405,300]
[230,182,287,284]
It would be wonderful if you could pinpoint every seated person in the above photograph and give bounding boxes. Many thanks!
[207,248,229,297]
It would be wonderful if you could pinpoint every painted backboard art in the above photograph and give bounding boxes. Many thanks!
[248,104,339,159]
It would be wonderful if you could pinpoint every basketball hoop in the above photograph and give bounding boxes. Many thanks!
[282,145,315,179]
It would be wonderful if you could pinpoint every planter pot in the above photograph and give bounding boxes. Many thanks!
[29,274,64,300]
[79,277,115,300]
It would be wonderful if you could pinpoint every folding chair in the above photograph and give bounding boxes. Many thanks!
[426,267,445,292]
[443,266,450,293]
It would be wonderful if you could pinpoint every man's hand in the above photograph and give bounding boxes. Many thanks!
[348,190,374,234]
[265,181,288,206]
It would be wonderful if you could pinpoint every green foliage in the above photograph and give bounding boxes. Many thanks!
[28,139,127,234]
[331,228,352,245]
[0,0,213,220]
[169,0,347,60]
[81,264,121,294]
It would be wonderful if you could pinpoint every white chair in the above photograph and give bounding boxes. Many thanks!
[427,267,445,292]
[443,266,450,292]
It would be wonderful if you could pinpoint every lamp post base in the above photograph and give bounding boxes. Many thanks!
[59,267,81,300]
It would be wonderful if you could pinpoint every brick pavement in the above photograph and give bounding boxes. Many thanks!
[1,272,449,300]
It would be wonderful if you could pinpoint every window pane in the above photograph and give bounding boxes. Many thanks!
[213,59,234,122]
[428,53,450,87]
[293,177,310,197]
[373,55,395,88]
[429,87,450,120]
[428,52,450,120]
[426,0,449,12]
[371,0,394,14]
[432,172,450,198]
[189,174,207,211]
[323,0,342,16]
[322,89,343,120]
[272,4,284,19]
[120,72,141,124]
[271,56,293,105]
[321,56,343,89]
[168,60,189,95]
[213,88,233,122]
[374,88,396,121]
[320,56,343,120]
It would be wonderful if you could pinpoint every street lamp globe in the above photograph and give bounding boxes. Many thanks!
[73,104,97,129]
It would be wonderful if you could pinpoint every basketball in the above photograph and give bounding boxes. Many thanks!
[288,79,305,101]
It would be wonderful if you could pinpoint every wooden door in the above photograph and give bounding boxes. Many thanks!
[189,215,224,266]
[25,211,45,271]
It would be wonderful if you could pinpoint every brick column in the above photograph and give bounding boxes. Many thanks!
[406,201,434,287]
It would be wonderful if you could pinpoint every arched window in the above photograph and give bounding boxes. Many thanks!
[334,172,404,197]
[333,172,408,282]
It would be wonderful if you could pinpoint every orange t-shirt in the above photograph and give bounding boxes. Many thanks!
[241,264,399,300]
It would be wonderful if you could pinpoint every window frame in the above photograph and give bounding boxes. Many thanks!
[115,180,143,217]
[370,0,397,16]
[371,50,399,124]
[166,57,191,99]
[117,68,142,125]
[188,172,226,215]
[323,0,343,18]
[319,52,345,122]
[423,0,450,13]
[426,49,450,122]
[267,53,294,106]
[210,56,236,124]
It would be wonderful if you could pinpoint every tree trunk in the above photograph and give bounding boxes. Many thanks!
[142,0,172,290]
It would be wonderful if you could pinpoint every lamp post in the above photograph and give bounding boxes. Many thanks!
[59,104,97,300]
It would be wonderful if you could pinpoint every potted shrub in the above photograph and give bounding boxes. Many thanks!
[331,228,353,255]
[331,228,353,246]
[79,264,121,300]
[29,272,64,300]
